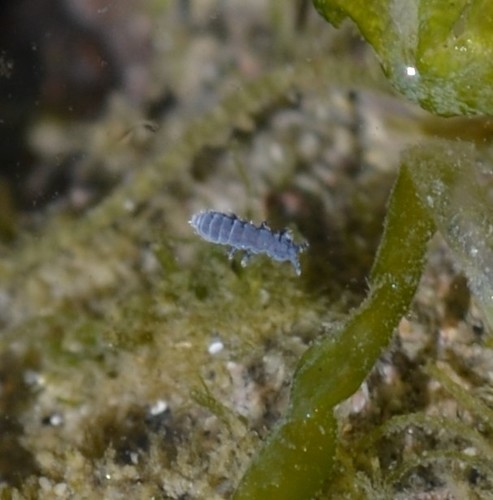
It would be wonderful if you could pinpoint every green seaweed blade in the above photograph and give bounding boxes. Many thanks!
[405,140,493,330]
[234,166,435,499]
[313,0,493,116]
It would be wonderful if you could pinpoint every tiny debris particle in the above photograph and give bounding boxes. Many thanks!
[38,477,52,491]
[54,483,68,496]
[149,399,168,416]
[189,210,308,275]
[24,369,44,386]
[208,340,224,355]
[123,198,136,212]
[49,413,64,427]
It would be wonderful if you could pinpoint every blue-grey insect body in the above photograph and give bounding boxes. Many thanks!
[189,210,308,275]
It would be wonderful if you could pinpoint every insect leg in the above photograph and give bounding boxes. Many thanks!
[291,257,302,276]
[240,251,252,268]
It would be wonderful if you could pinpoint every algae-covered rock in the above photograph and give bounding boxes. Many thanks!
[314,0,493,116]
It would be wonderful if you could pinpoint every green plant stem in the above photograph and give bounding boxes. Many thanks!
[234,165,435,499]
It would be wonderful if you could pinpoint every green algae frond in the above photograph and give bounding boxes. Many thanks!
[314,0,493,116]
[235,165,435,498]
[341,362,493,493]
[405,142,493,329]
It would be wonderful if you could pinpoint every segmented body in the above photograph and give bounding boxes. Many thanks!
[189,210,308,275]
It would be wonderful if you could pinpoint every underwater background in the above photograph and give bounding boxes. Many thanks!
[1,1,493,498]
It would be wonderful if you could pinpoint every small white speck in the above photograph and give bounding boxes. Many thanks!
[39,477,52,491]
[226,361,237,370]
[175,341,193,349]
[406,66,417,76]
[208,340,224,355]
[123,199,136,212]
[54,483,68,496]
[105,473,111,480]
[49,413,64,426]
[24,369,43,386]
[150,399,168,416]
[130,452,139,464]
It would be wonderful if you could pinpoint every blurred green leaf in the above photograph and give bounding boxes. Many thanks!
[314,0,493,116]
